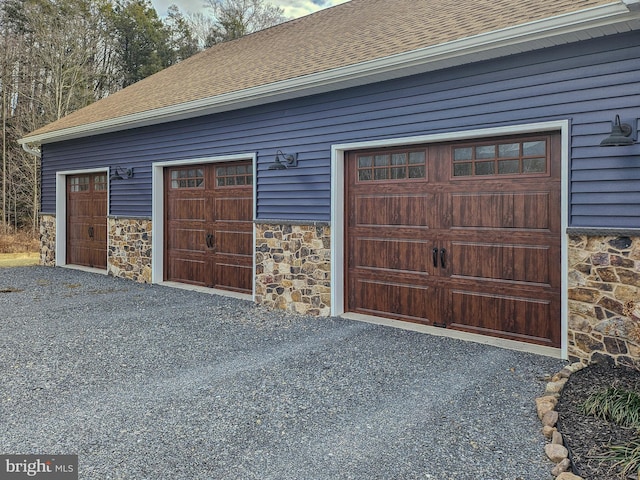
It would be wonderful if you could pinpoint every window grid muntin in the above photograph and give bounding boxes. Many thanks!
[357,150,426,182]
[171,168,204,189]
[452,138,548,178]
[216,164,253,187]
[69,176,90,192]
[94,174,107,191]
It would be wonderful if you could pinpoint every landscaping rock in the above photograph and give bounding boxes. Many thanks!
[542,409,559,427]
[551,458,571,476]
[545,443,568,463]
[556,472,583,480]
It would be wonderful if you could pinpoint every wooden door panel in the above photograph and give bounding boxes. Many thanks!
[214,230,252,256]
[211,165,253,293]
[164,162,253,293]
[450,242,552,286]
[352,194,433,227]
[349,278,439,325]
[345,133,561,347]
[167,227,207,252]
[215,263,252,292]
[215,197,252,221]
[448,290,558,346]
[350,237,434,274]
[167,256,208,287]
[165,166,209,285]
[92,223,107,243]
[166,197,206,221]
[451,192,551,230]
[66,174,107,269]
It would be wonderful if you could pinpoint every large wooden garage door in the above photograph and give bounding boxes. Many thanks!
[66,173,108,269]
[346,133,561,347]
[164,162,253,293]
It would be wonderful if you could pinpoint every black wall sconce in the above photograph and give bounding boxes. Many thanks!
[268,150,298,170]
[110,166,134,180]
[600,115,635,146]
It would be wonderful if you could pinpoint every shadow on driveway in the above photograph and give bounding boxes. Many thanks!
[0,267,565,479]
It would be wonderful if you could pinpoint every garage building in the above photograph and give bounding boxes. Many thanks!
[20,0,640,365]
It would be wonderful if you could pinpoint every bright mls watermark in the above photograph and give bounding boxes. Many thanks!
[0,456,77,479]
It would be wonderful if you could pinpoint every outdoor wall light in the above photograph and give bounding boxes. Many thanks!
[268,150,298,170]
[600,115,635,146]
[110,166,134,180]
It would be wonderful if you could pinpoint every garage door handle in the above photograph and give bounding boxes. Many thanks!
[440,248,446,269]
[206,233,214,249]
[88,226,94,239]
[432,248,438,268]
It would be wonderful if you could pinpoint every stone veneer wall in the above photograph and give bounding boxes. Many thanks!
[568,234,640,369]
[255,223,331,316]
[107,217,152,283]
[39,214,56,266]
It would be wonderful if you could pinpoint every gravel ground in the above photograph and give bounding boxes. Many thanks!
[0,266,565,479]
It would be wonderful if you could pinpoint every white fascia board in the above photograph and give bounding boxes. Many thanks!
[20,2,638,146]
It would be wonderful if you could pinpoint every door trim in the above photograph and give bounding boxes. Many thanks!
[151,154,257,300]
[331,120,569,359]
[55,168,110,270]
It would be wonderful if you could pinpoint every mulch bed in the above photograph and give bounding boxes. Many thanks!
[556,357,640,479]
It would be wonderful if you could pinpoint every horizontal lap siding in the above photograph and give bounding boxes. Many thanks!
[42,31,640,227]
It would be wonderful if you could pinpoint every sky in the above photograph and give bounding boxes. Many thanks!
[151,0,350,20]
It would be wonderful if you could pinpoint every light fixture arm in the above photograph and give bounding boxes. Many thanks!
[268,150,299,170]
[110,166,134,180]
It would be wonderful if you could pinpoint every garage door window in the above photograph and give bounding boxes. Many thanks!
[171,168,204,188]
[357,150,426,182]
[69,176,89,192]
[94,174,107,191]
[453,138,547,177]
[216,164,253,187]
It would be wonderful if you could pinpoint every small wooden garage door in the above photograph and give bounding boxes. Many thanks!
[346,133,561,347]
[164,162,253,293]
[66,173,108,269]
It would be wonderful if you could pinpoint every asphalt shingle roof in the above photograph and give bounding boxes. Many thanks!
[27,0,618,139]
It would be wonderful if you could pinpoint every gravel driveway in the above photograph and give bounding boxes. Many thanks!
[0,266,565,479]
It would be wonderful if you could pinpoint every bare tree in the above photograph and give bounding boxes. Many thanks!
[202,0,287,45]
[1,0,110,233]
[0,0,202,233]
[185,11,217,49]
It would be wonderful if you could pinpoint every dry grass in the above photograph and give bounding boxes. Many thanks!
[0,231,39,254]
[0,231,40,268]
[0,252,39,268]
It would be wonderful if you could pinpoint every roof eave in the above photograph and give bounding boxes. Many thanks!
[20,1,640,146]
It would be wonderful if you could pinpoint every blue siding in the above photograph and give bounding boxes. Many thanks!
[42,31,640,227]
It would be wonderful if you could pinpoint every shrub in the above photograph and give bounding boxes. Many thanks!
[582,387,640,478]
[602,439,640,478]
[580,387,640,430]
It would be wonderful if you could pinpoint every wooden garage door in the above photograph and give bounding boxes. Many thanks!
[164,162,253,293]
[66,173,107,269]
[346,133,561,347]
